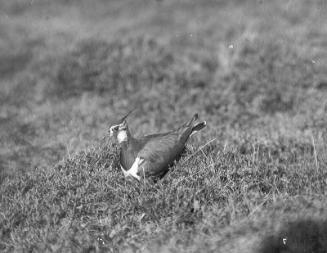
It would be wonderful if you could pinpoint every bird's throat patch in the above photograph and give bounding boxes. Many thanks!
[117,130,128,143]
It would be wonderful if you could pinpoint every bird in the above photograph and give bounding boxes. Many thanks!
[109,110,206,181]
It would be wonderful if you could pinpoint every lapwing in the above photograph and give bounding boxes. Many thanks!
[109,111,206,181]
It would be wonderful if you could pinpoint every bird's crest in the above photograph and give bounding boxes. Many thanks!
[109,109,135,138]
[118,109,135,124]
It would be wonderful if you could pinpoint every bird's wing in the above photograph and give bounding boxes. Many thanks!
[137,132,187,177]
[134,114,201,178]
[138,122,195,162]
[139,133,179,161]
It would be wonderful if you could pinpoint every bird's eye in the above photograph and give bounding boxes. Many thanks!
[110,126,119,132]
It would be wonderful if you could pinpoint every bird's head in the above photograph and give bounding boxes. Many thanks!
[109,109,134,143]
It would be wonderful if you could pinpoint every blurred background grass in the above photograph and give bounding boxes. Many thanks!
[0,0,327,252]
[1,0,326,176]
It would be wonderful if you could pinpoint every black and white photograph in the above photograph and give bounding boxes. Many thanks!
[1,0,327,252]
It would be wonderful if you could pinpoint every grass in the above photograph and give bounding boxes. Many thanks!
[1,0,327,252]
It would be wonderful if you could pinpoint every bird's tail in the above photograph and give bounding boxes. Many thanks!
[189,113,206,135]
[186,113,199,126]
[191,121,206,135]
[192,121,206,133]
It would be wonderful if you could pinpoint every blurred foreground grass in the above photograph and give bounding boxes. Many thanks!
[1,0,327,252]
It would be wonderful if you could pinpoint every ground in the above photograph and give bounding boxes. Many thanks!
[0,0,327,252]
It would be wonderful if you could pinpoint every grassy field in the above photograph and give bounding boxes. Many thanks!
[1,0,327,252]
